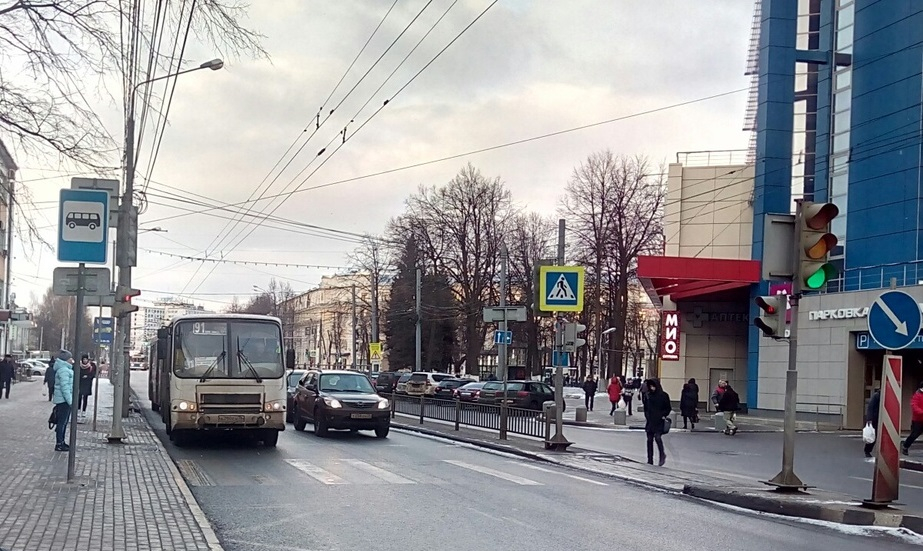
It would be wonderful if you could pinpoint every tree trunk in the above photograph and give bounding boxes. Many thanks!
[465,305,481,377]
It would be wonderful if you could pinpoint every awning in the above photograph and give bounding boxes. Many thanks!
[637,255,761,306]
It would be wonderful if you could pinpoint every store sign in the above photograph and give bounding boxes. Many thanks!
[808,307,870,321]
[857,331,923,350]
[661,311,680,361]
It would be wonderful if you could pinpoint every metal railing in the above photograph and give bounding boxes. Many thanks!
[384,393,546,439]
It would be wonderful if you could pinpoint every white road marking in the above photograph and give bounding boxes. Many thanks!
[512,461,608,486]
[284,459,347,485]
[851,476,923,491]
[443,459,542,485]
[341,459,416,484]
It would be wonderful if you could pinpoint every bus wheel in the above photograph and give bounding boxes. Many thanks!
[263,430,279,448]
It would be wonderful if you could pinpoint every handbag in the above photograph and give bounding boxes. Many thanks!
[662,416,672,434]
[48,405,58,430]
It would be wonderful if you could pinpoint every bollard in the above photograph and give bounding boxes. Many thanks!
[390,395,396,419]
[613,409,627,425]
[454,400,461,431]
[543,401,556,446]
[419,393,425,425]
[575,406,588,423]
[714,411,726,432]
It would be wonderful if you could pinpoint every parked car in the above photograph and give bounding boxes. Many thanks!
[286,369,307,423]
[21,359,47,376]
[292,370,390,438]
[433,378,474,399]
[375,371,403,394]
[395,372,414,394]
[478,380,561,411]
[454,381,487,402]
[405,372,454,396]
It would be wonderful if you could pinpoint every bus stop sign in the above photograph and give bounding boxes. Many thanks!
[58,188,109,263]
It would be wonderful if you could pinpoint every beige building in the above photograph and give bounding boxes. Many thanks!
[639,151,760,407]
[284,273,389,371]
[0,140,17,356]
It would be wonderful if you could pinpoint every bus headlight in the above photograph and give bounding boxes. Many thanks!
[378,399,390,409]
[264,400,285,412]
[178,401,196,412]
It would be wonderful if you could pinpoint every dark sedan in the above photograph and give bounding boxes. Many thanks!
[454,381,487,402]
[433,378,475,400]
[292,370,391,438]
[478,380,560,411]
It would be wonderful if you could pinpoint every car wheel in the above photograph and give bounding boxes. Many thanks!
[294,411,307,432]
[33,370,41,376]
[263,430,279,448]
[313,410,328,437]
[375,425,390,439]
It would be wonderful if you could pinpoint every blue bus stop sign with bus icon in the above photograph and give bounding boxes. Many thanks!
[58,188,109,263]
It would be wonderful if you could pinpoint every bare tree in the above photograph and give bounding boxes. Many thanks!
[32,287,92,353]
[562,152,664,379]
[347,235,390,345]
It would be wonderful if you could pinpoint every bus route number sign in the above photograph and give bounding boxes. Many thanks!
[192,322,226,336]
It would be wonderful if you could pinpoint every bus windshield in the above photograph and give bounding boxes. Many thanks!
[173,320,284,379]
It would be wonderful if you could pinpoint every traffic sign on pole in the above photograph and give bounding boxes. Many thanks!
[867,354,903,507]
[538,266,585,312]
[867,290,922,350]
[493,330,512,345]
[58,188,109,263]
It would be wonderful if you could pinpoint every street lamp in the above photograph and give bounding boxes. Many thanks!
[597,327,617,391]
[109,58,224,443]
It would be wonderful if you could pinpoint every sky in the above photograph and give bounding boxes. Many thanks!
[5,0,757,312]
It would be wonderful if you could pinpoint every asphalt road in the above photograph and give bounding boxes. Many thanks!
[130,372,921,551]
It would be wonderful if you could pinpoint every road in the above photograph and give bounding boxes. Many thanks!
[129,372,920,550]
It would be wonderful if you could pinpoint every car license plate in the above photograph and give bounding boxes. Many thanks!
[351,413,373,419]
[217,415,245,424]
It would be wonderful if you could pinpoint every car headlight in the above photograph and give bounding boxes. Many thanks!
[378,399,390,409]
[324,397,343,409]
[264,400,285,412]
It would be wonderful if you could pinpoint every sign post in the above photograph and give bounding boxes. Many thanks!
[369,342,382,373]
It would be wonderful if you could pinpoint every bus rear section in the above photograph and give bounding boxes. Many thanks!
[152,315,293,447]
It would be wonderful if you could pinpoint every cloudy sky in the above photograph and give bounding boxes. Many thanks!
[8,0,756,312]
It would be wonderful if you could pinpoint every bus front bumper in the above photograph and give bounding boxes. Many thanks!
[173,411,285,431]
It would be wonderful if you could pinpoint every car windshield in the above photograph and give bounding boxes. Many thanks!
[287,371,304,387]
[482,382,504,390]
[460,382,485,390]
[398,373,412,382]
[173,320,284,379]
[319,373,375,394]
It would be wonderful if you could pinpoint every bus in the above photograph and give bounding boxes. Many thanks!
[148,313,294,447]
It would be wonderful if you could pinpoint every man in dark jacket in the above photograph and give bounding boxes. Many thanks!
[44,358,56,401]
[643,378,672,466]
[0,354,15,398]
[582,376,596,411]
[865,389,881,458]
[717,383,741,435]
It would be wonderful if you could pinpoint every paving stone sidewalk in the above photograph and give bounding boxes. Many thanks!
[0,377,222,551]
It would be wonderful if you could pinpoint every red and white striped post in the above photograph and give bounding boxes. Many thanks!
[868,354,902,506]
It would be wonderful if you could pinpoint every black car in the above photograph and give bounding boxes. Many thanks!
[433,378,475,400]
[292,370,391,438]
[286,369,307,423]
[375,371,403,394]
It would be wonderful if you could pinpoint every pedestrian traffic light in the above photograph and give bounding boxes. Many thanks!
[754,295,787,338]
[112,285,140,318]
[563,322,587,352]
[797,201,839,291]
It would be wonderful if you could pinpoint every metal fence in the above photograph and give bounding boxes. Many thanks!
[383,393,547,439]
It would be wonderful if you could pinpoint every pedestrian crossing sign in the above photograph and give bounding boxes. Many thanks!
[538,265,584,312]
[369,342,382,363]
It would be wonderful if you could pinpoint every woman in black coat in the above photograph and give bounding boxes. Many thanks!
[643,378,672,466]
[680,383,698,430]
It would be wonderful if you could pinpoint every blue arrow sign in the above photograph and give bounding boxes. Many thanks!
[552,350,570,367]
[867,290,923,350]
[58,188,109,263]
[493,330,512,345]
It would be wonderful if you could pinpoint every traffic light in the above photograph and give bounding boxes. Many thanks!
[797,202,839,291]
[112,285,140,317]
[754,295,787,338]
[563,322,587,353]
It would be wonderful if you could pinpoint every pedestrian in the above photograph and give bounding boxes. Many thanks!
[52,350,75,452]
[680,382,698,430]
[687,377,701,424]
[621,376,634,416]
[77,354,96,422]
[717,382,741,435]
[902,381,923,455]
[607,375,623,415]
[643,378,672,466]
[0,354,15,399]
[865,388,880,458]
[582,376,596,411]
[711,379,727,410]
[44,358,56,401]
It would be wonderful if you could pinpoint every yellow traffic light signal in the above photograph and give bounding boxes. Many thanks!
[797,202,839,291]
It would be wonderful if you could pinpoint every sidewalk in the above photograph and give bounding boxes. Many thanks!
[391,411,923,535]
[0,377,221,551]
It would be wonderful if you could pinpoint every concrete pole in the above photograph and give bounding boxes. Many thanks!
[415,268,422,372]
[351,284,357,371]
[67,263,86,481]
[499,243,509,440]
[549,219,569,447]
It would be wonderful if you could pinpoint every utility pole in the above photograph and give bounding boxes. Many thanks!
[499,243,509,439]
[415,267,422,373]
[351,284,357,371]
[370,244,380,343]
[549,218,569,448]
[67,264,87,481]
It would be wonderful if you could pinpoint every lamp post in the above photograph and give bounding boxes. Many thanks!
[109,59,223,443]
[597,326,617,392]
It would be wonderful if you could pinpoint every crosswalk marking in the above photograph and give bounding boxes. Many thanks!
[341,459,416,484]
[284,459,347,485]
[443,459,543,486]
[512,462,608,486]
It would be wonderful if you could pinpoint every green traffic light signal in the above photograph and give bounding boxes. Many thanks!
[804,263,837,290]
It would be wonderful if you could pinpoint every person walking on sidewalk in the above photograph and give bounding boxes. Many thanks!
[607,375,623,415]
[680,382,698,430]
[0,354,15,399]
[44,358,56,401]
[52,350,75,452]
[865,388,880,458]
[622,376,635,416]
[711,379,727,410]
[902,380,923,455]
[643,378,672,466]
[77,354,96,423]
[582,376,596,411]
[718,382,741,435]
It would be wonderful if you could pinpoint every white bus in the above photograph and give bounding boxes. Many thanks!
[148,313,294,447]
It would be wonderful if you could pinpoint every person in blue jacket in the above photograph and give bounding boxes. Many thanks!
[52,350,75,451]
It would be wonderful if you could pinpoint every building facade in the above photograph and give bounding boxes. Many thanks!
[0,140,16,356]
[129,299,212,352]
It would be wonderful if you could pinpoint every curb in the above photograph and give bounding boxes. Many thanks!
[902,458,923,473]
[130,388,226,551]
[682,484,923,535]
